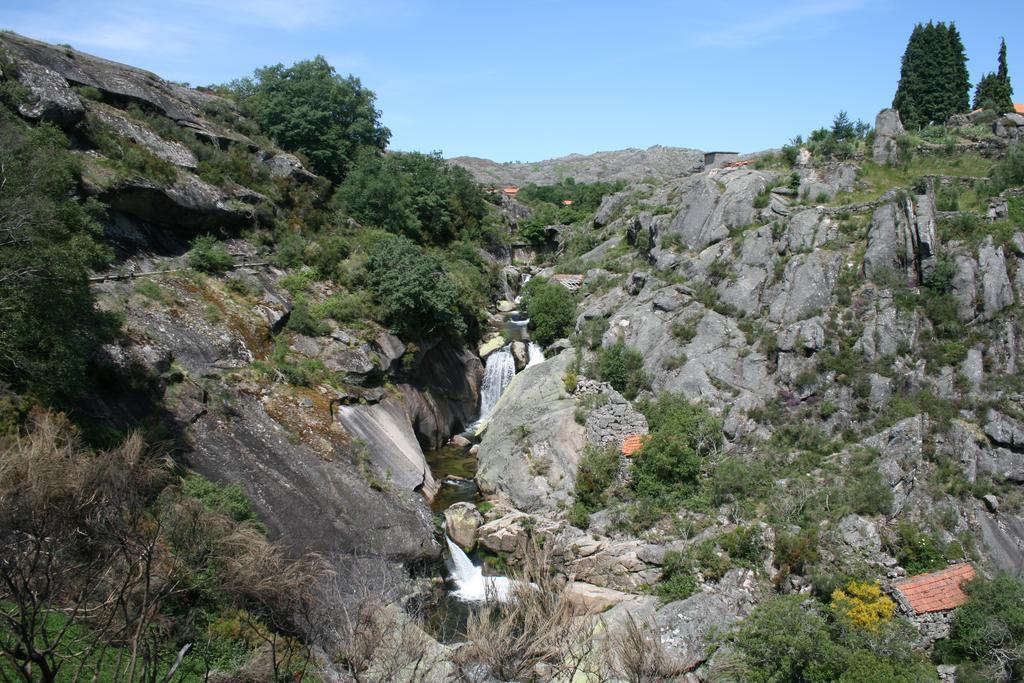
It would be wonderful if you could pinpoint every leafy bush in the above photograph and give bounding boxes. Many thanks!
[731,596,935,683]
[884,522,949,575]
[314,291,374,326]
[938,574,1024,681]
[593,341,649,399]
[182,474,260,525]
[631,429,703,501]
[188,235,234,274]
[286,296,329,336]
[365,235,465,339]
[522,278,576,346]
[0,116,115,405]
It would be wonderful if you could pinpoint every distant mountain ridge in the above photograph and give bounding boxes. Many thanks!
[450,145,705,186]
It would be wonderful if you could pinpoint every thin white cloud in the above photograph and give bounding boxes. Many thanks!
[695,0,870,48]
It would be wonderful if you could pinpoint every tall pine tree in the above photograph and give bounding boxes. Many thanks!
[893,21,970,128]
[973,38,1014,113]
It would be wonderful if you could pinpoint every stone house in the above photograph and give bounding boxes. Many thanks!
[891,563,976,645]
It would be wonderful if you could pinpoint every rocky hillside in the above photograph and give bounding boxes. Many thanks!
[462,106,1024,678]
[450,145,704,186]
[4,26,1024,682]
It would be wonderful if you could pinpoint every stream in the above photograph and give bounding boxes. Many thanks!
[420,293,544,638]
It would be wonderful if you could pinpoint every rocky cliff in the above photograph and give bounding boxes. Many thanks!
[0,32,489,587]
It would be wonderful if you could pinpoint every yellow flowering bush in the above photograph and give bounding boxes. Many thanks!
[831,580,896,631]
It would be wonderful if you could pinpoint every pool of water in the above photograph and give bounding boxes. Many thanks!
[425,444,479,514]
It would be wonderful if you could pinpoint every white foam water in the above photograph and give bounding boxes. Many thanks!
[445,536,512,602]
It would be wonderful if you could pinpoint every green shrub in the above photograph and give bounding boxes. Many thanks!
[655,550,698,603]
[182,474,260,525]
[187,235,234,274]
[314,291,373,325]
[631,429,703,501]
[593,340,649,399]
[569,444,620,528]
[938,574,1024,680]
[580,315,609,349]
[884,522,949,575]
[285,296,328,336]
[522,277,576,347]
[730,596,936,683]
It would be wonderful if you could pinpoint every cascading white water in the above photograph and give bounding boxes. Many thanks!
[513,273,533,304]
[445,536,512,601]
[526,342,544,367]
[471,347,515,429]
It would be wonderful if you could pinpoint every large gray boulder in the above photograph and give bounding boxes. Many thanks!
[873,109,905,164]
[399,338,482,449]
[993,113,1024,142]
[475,350,585,511]
[662,170,768,251]
[88,102,198,168]
[9,57,83,125]
[952,251,979,321]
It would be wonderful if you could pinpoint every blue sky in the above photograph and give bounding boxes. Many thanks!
[2,1,1022,162]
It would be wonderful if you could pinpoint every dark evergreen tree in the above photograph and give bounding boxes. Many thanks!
[893,22,970,128]
[973,38,1014,113]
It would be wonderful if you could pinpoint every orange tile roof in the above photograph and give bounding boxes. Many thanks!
[894,564,976,614]
[561,199,574,205]
[1015,103,1024,115]
[621,434,644,457]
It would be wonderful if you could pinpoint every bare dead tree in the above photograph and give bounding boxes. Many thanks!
[0,413,181,682]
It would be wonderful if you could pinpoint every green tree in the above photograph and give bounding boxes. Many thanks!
[0,115,113,405]
[893,22,970,128]
[973,39,1014,113]
[521,278,576,346]
[334,151,486,245]
[228,56,389,184]
[365,235,465,339]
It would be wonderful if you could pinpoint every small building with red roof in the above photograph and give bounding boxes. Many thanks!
[891,563,976,645]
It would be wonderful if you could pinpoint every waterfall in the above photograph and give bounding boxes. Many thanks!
[445,536,512,602]
[513,273,533,304]
[527,342,544,367]
[471,346,515,429]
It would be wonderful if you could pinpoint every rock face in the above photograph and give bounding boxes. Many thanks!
[654,569,765,668]
[475,350,585,511]
[8,57,84,125]
[335,396,439,499]
[863,194,937,282]
[977,237,1014,320]
[443,502,484,551]
[400,338,483,450]
[873,108,905,164]
[661,170,768,251]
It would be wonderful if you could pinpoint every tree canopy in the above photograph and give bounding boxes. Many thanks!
[893,22,970,128]
[973,39,1014,113]
[227,56,389,184]
[333,151,487,245]
[365,234,466,339]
